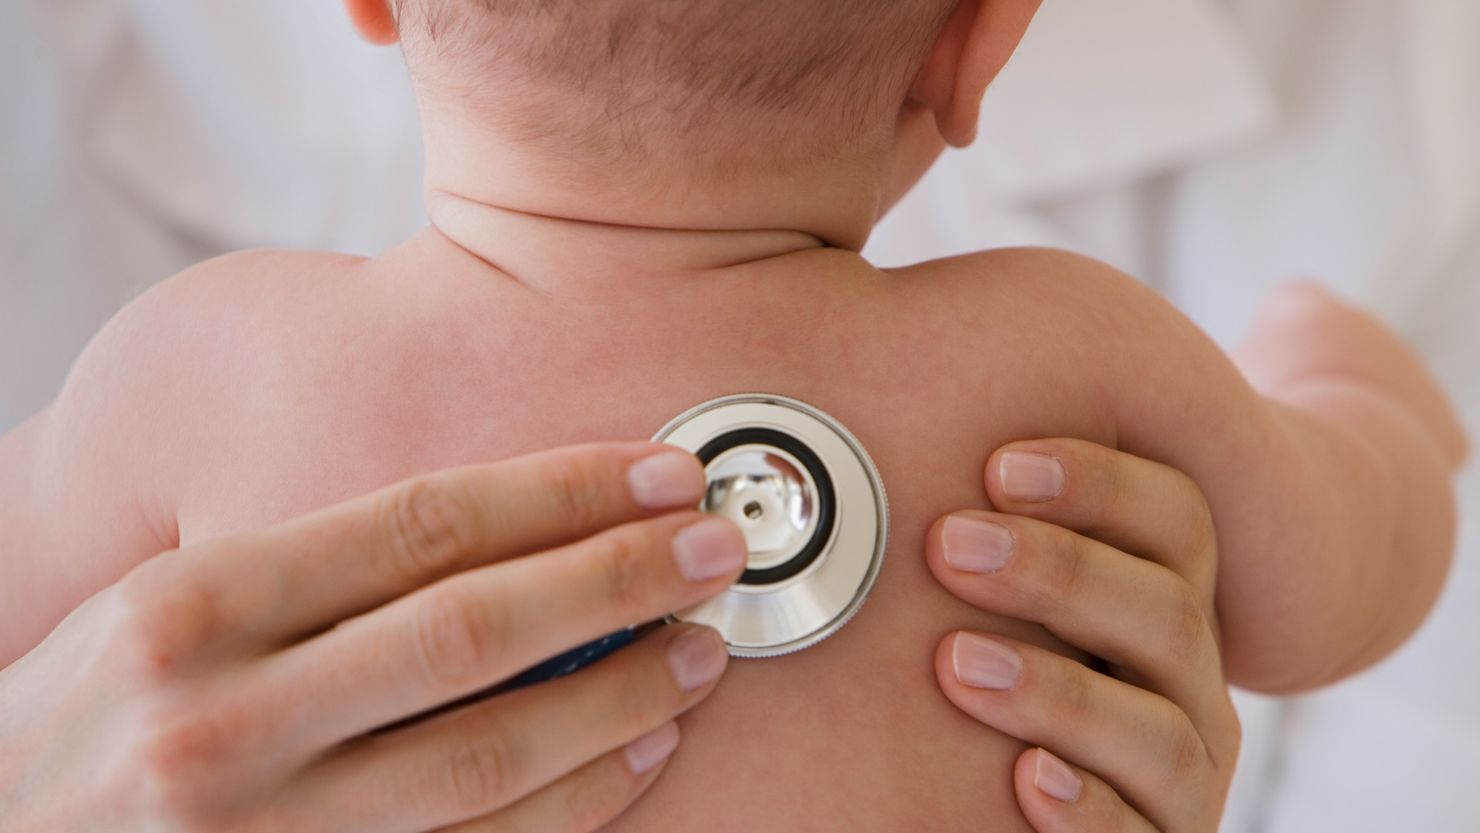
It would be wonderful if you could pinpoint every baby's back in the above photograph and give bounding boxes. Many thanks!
[174,233,1113,831]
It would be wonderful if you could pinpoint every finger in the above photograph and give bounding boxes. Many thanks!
[984,439,1217,588]
[184,443,707,647]
[935,632,1217,831]
[439,723,678,833]
[260,512,745,750]
[286,626,721,833]
[1012,748,1159,833]
[925,511,1231,736]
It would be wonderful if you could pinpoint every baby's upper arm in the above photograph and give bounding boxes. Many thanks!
[943,248,1459,692]
[936,249,1362,688]
[0,252,281,663]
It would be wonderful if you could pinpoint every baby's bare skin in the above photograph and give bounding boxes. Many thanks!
[0,203,1460,829]
[6,235,1114,829]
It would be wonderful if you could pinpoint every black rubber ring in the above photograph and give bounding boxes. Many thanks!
[696,427,836,586]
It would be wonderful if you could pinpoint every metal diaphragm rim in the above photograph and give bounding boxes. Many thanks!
[652,393,888,658]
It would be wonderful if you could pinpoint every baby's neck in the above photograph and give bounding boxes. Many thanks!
[426,192,830,299]
[416,104,888,295]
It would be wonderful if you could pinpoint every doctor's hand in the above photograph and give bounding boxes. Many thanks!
[0,444,744,833]
[925,440,1240,833]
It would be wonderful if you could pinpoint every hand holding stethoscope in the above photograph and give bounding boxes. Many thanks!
[0,444,745,833]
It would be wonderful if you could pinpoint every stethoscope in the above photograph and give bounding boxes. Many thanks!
[496,393,888,691]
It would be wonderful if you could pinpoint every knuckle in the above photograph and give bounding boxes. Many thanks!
[413,589,500,692]
[383,478,473,580]
[1038,531,1092,617]
[1172,473,1219,561]
[543,453,609,532]
[446,726,521,815]
[133,760,198,821]
[111,566,216,683]
[131,710,241,823]
[1095,455,1135,516]
[1051,662,1095,732]
[1209,696,1243,769]
[612,668,669,734]
[1184,487,1217,551]
[1222,706,1245,761]
[1161,580,1212,665]
[559,761,634,833]
[591,530,652,617]
[1161,716,1210,783]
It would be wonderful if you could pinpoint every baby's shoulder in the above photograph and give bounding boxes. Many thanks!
[60,247,372,440]
[33,248,370,532]
[143,248,369,317]
[115,248,369,361]
[890,246,1150,304]
[879,246,1167,347]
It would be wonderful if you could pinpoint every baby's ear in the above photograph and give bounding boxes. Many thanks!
[345,0,399,46]
[910,0,1042,147]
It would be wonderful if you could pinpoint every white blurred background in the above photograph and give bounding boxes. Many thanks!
[3,1,1478,830]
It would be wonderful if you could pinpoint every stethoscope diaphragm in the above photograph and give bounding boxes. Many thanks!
[477,393,889,698]
[653,393,889,657]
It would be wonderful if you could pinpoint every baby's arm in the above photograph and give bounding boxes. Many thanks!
[993,251,1464,693]
[1219,282,1465,685]
[0,262,231,665]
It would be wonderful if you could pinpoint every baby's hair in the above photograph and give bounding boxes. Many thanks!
[393,0,956,168]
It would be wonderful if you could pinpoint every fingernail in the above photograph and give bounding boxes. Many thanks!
[999,452,1065,502]
[625,722,681,775]
[942,516,1015,573]
[951,632,1023,690]
[1033,749,1083,803]
[666,627,729,691]
[672,517,747,582]
[628,452,705,510]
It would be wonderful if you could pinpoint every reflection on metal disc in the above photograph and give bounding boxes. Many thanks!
[652,394,888,658]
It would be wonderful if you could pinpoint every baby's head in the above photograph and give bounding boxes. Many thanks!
[346,0,1039,244]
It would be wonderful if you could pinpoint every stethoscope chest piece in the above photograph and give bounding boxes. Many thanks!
[653,394,888,657]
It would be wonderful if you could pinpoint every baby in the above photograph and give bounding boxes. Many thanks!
[0,0,1467,830]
